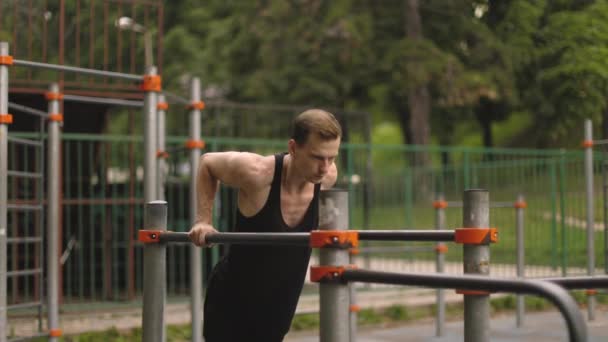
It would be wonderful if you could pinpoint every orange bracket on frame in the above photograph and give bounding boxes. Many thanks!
[138,230,163,243]
[140,75,162,92]
[49,329,62,337]
[454,228,498,245]
[310,230,359,249]
[586,289,597,296]
[45,92,64,101]
[310,265,356,283]
[434,244,448,254]
[185,139,205,150]
[433,200,447,209]
[582,140,594,148]
[48,113,64,122]
[157,102,169,110]
[187,101,205,110]
[156,150,169,159]
[514,201,527,209]
[0,114,13,124]
[0,55,13,65]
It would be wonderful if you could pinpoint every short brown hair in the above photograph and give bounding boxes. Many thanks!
[291,109,342,145]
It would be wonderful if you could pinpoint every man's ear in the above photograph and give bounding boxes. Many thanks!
[288,139,296,156]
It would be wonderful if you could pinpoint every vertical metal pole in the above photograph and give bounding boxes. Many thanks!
[463,189,490,342]
[434,193,446,337]
[515,194,525,327]
[189,77,203,342]
[47,82,61,342]
[142,201,167,342]
[319,189,350,342]
[584,119,596,320]
[0,41,9,342]
[603,154,608,274]
[156,94,166,201]
[143,66,158,203]
[348,251,357,342]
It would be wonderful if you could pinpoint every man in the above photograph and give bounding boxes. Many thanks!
[189,109,342,342]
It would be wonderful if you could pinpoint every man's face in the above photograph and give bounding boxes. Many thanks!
[291,133,340,183]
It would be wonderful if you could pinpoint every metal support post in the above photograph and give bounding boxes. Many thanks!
[584,119,596,320]
[462,189,490,342]
[319,189,350,342]
[156,94,167,201]
[142,201,168,342]
[47,82,62,341]
[143,66,158,203]
[189,77,203,342]
[0,41,9,342]
[515,194,525,327]
[434,193,447,337]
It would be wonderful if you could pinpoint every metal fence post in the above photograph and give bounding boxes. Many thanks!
[143,66,159,203]
[515,194,526,327]
[319,189,350,342]
[0,41,10,342]
[434,193,447,337]
[47,82,62,341]
[462,189,490,342]
[584,118,596,321]
[156,94,167,201]
[142,201,168,342]
[188,77,204,342]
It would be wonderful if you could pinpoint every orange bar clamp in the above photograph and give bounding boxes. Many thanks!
[310,230,359,249]
[454,228,498,245]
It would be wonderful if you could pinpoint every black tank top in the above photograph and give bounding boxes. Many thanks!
[203,153,320,342]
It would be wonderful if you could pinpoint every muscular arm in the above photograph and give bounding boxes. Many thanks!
[190,151,271,246]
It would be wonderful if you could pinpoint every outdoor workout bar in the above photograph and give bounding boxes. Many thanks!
[340,270,589,342]
[62,94,144,108]
[12,59,142,81]
[138,229,459,245]
[8,102,48,118]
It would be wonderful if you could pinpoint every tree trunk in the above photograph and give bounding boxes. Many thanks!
[405,0,431,166]
[405,0,432,200]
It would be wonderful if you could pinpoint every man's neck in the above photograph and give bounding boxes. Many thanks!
[282,154,310,193]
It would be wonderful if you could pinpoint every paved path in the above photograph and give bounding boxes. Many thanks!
[286,308,608,342]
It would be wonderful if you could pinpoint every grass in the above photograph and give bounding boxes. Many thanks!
[30,291,608,341]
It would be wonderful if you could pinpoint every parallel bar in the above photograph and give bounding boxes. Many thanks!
[0,41,9,342]
[170,232,310,245]
[47,82,61,342]
[188,77,203,342]
[7,237,42,244]
[357,230,454,241]
[462,189,490,342]
[541,276,608,289]
[13,59,141,81]
[8,102,48,118]
[7,170,42,179]
[7,269,42,277]
[7,301,42,310]
[341,270,586,342]
[63,94,143,107]
[584,119,596,320]
[7,136,42,147]
[163,90,190,105]
[142,201,168,342]
[7,204,43,211]
[356,246,434,254]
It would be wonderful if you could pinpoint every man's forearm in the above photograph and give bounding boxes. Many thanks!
[196,156,218,224]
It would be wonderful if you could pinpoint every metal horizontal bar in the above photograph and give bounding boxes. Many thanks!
[358,230,455,242]
[7,301,43,310]
[341,270,588,342]
[63,94,144,107]
[7,204,43,211]
[542,276,608,289]
[491,201,516,208]
[591,139,608,146]
[8,102,48,118]
[162,231,311,246]
[13,59,142,81]
[7,170,43,179]
[7,136,42,147]
[7,268,43,277]
[162,91,190,105]
[7,236,42,244]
